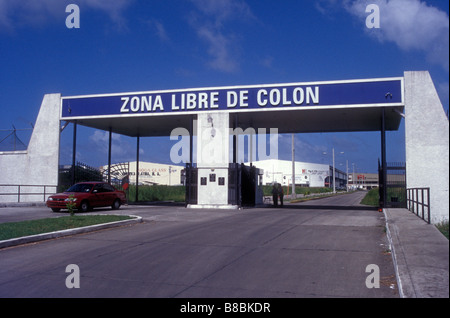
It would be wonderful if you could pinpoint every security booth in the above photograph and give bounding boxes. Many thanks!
[185,163,264,208]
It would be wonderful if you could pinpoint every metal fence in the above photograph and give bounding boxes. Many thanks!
[379,161,407,208]
[407,187,431,224]
[184,164,198,205]
[0,184,57,203]
[59,161,103,192]
[0,127,32,151]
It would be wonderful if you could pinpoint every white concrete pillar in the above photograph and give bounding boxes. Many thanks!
[404,71,449,224]
[193,112,236,208]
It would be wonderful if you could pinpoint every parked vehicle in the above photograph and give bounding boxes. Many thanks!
[46,182,127,212]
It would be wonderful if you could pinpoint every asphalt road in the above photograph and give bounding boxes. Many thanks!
[0,191,398,298]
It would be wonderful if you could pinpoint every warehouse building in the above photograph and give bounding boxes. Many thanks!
[249,159,347,189]
[348,173,378,190]
[100,161,183,186]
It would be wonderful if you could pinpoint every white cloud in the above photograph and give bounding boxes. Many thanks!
[0,0,131,31]
[79,0,131,28]
[278,134,327,161]
[344,0,449,71]
[188,0,255,73]
[190,0,254,28]
[89,130,140,163]
[260,55,274,69]
[195,25,239,73]
[144,19,170,43]
[152,20,170,42]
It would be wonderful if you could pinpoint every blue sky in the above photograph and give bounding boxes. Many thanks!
[0,0,448,174]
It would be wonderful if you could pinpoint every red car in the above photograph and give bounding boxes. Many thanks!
[46,182,127,212]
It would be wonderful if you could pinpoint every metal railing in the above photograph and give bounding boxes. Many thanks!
[407,187,431,224]
[0,184,57,203]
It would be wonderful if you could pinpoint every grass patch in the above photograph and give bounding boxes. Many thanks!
[127,185,185,202]
[289,190,354,203]
[360,188,379,206]
[436,221,449,240]
[262,186,333,197]
[290,192,338,203]
[360,187,407,207]
[0,215,133,241]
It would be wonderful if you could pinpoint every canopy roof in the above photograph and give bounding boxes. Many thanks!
[61,77,404,137]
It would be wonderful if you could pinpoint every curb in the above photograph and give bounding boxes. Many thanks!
[0,202,47,208]
[0,215,143,249]
[383,209,406,298]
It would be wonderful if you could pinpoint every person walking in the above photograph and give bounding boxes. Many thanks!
[278,183,284,207]
[272,183,278,206]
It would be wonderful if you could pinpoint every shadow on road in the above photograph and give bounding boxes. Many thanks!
[259,204,378,211]
[128,201,186,207]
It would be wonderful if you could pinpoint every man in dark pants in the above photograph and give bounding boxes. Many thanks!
[272,183,278,206]
[278,183,284,207]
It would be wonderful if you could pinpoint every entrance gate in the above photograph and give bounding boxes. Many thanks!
[2,72,447,221]
[58,75,406,209]
[379,161,406,208]
[185,163,263,208]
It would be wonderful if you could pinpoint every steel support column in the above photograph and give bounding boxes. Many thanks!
[292,134,295,199]
[381,108,387,208]
[71,121,77,186]
[188,116,193,205]
[135,135,140,202]
[108,128,112,184]
[234,115,239,207]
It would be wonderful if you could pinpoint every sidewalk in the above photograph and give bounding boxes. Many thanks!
[0,202,46,208]
[384,208,449,298]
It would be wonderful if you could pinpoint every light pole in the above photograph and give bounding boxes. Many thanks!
[332,148,335,194]
[323,148,344,194]
[352,163,356,190]
[339,160,349,192]
[292,134,295,199]
[346,160,349,192]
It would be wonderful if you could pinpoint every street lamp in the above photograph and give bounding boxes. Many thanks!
[352,163,356,190]
[346,160,349,192]
[339,160,349,192]
[323,148,344,194]
[333,148,335,194]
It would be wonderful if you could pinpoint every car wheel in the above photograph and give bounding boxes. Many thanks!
[112,199,121,210]
[79,200,90,212]
[51,208,61,212]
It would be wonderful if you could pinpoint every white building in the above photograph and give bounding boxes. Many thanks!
[101,161,184,186]
[249,159,333,188]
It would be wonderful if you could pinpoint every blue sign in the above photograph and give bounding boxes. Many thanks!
[61,78,403,119]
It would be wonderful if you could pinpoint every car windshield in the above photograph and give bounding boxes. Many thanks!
[65,184,93,193]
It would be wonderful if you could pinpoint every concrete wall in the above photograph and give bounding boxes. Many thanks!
[404,71,449,224]
[0,94,60,202]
